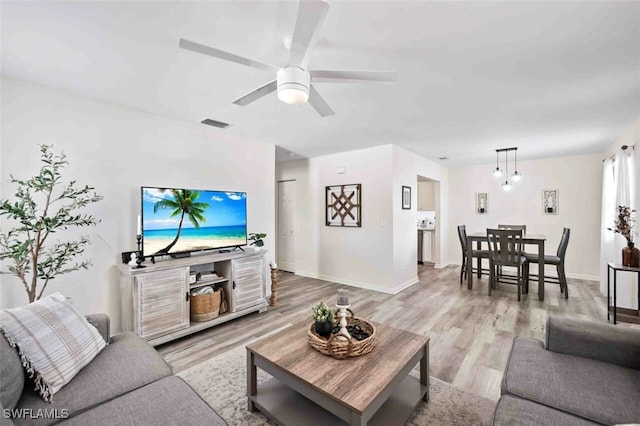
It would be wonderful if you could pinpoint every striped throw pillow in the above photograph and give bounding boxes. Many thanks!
[0,293,106,401]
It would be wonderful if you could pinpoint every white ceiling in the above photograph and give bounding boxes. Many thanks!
[2,1,639,165]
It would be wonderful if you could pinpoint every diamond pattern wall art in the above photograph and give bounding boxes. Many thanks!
[326,184,362,227]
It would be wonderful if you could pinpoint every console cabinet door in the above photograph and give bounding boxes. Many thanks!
[134,267,189,340]
[232,256,266,312]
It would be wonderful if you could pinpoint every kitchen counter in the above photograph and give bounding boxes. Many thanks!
[417,227,435,231]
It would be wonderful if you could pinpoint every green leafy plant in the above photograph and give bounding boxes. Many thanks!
[311,301,333,323]
[248,232,267,247]
[0,145,103,303]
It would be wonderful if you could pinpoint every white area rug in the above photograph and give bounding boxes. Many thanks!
[178,345,496,425]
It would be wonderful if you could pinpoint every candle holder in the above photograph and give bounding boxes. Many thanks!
[135,235,146,269]
[335,303,351,339]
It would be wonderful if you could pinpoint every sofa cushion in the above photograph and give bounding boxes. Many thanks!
[0,334,24,410]
[0,293,106,401]
[15,332,172,426]
[493,395,600,426]
[58,376,226,426]
[0,398,16,426]
[502,336,640,425]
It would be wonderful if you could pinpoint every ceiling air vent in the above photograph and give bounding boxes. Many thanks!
[200,118,231,129]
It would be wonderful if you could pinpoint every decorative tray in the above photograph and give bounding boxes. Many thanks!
[307,315,377,359]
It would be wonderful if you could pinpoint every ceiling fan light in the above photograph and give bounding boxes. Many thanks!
[277,66,310,105]
[277,87,309,104]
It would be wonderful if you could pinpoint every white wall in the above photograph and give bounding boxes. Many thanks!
[0,78,276,332]
[392,145,450,290]
[276,145,395,292]
[448,153,602,280]
[275,144,449,295]
[602,118,639,309]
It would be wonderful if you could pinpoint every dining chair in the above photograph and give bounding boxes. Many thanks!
[486,228,528,301]
[524,228,570,299]
[498,224,527,234]
[457,225,490,285]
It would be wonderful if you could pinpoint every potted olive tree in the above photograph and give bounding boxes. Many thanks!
[0,145,103,303]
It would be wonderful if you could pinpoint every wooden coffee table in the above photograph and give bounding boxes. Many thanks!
[246,322,429,426]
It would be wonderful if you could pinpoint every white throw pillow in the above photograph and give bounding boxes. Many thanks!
[0,292,106,401]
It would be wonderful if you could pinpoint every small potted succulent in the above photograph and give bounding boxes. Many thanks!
[312,301,334,338]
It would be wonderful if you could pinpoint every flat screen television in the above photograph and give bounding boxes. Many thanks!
[141,186,247,257]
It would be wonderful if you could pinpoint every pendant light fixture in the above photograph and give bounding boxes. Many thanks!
[493,151,503,177]
[502,150,512,191]
[511,148,522,182]
[492,147,520,190]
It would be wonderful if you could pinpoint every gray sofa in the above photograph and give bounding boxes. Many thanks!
[1,314,226,426]
[493,315,640,425]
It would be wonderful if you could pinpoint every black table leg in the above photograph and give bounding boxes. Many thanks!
[607,264,610,321]
[613,269,617,325]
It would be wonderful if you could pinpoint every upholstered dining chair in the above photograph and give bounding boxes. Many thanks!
[457,225,490,285]
[486,228,528,301]
[524,228,571,299]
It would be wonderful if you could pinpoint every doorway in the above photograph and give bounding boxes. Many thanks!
[417,176,440,267]
[277,180,296,272]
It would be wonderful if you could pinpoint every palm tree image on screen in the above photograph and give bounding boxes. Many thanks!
[152,189,209,255]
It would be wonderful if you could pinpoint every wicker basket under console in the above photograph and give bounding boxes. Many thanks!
[190,289,221,322]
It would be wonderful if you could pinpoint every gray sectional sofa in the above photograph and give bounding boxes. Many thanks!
[1,314,226,426]
[493,315,640,425]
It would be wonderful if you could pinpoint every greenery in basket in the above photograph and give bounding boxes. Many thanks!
[0,145,103,303]
[312,301,333,323]
[248,232,266,247]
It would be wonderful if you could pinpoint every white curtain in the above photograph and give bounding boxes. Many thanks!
[600,158,615,295]
[615,149,632,207]
[601,148,637,304]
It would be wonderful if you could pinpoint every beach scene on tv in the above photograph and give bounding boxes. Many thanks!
[142,187,247,256]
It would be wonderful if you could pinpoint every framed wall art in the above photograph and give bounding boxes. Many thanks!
[402,186,411,210]
[476,192,488,214]
[542,189,558,214]
[326,184,362,227]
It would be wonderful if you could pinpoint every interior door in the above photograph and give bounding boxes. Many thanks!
[278,180,295,272]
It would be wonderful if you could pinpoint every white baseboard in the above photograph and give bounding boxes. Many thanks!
[565,272,599,282]
[295,271,418,295]
[393,277,419,294]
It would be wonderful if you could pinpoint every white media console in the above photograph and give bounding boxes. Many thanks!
[118,250,268,346]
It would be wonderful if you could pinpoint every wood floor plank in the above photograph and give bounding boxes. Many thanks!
[157,265,638,401]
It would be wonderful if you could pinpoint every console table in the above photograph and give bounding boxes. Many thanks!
[119,250,268,345]
[607,262,640,325]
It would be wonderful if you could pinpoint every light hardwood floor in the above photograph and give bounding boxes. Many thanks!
[157,265,625,401]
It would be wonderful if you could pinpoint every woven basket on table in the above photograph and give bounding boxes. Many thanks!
[307,317,377,359]
[190,289,221,322]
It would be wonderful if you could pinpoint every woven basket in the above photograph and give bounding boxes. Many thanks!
[190,289,221,322]
[307,317,377,359]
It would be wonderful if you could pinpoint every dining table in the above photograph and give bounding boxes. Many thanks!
[466,232,547,301]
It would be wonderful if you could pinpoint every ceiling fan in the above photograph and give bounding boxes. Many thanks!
[179,0,397,117]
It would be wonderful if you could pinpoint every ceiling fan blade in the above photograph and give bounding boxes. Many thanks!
[232,80,278,106]
[179,38,279,73]
[310,70,398,83]
[308,85,335,117]
[288,0,330,68]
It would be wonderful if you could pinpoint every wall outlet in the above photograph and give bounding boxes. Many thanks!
[380,218,387,226]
